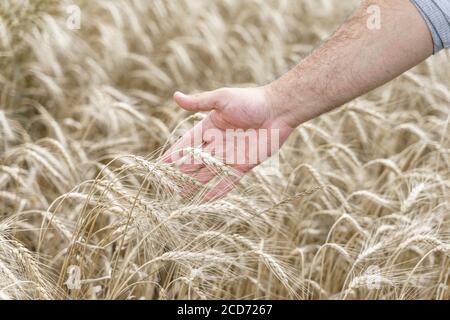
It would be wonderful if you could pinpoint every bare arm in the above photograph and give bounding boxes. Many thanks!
[165,0,435,200]
[267,0,433,128]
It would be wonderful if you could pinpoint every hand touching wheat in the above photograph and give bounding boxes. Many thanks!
[163,87,294,201]
[164,0,435,201]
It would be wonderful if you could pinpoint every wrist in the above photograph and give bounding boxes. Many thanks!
[263,67,335,129]
[262,82,306,129]
[263,82,316,129]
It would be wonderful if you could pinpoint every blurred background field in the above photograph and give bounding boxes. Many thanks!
[0,0,449,299]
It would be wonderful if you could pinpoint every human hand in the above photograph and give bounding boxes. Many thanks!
[163,86,294,201]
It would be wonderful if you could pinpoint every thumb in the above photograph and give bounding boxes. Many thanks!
[173,90,227,112]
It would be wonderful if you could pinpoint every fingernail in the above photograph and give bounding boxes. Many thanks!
[174,91,187,98]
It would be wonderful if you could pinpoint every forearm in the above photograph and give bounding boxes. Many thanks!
[267,0,434,128]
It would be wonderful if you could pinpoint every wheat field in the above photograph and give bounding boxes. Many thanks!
[0,0,449,300]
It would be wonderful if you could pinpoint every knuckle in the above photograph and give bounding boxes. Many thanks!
[217,88,231,98]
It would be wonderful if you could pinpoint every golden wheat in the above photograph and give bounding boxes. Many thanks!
[0,0,448,300]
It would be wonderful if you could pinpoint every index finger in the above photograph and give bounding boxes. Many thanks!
[162,117,214,168]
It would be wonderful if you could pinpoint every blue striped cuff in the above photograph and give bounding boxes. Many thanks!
[411,0,450,54]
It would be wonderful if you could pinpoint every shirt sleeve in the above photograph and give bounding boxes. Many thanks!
[411,0,450,53]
